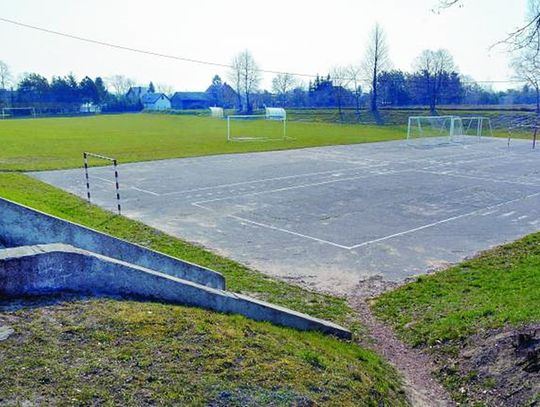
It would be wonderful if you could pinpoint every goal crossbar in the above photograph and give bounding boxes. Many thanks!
[227,114,287,142]
[407,115,492,145]
[1,107,36,119]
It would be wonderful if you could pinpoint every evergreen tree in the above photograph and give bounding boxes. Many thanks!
[79,76,98,103]
[94,77,108,104]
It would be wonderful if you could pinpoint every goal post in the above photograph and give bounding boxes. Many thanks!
[460,116,494,139]
[1,107,36,119]
[406,116,455,145]
[227,110,287,142]
[407,115,492,146]
[83,152,122,215]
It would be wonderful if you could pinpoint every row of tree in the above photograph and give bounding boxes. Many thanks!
[0,67,173,112]
[224,46,512,115]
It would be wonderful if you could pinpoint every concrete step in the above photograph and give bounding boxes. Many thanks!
[0,243,351,339]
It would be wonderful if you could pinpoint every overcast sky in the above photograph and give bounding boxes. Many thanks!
[0,0,528,92]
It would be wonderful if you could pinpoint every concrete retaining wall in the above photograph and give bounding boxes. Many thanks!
[0,244,351,339]
[0,197,224,289]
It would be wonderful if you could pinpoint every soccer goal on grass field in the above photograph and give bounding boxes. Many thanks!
[406,115,493,146]
[1,107,37,119]
[227,108,287,142]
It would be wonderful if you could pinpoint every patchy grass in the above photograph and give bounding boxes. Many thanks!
[0,297,407,406]
[0,113,404,171]
[372,233,540,347]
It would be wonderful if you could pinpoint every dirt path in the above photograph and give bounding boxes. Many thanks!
[349,277,455,407]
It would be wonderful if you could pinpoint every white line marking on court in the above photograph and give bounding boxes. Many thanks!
[348,192,540,250]
[130,186,160,196]
[161,166,387,196]
[500,211,516,217]
[195,191,540,251]
[229,215,352,250]
[481,210,499,216]
[94,176,114,184]
[93,176,160,196]
[192,201,352,249]
[193,170,407,205]
[413,169,540,187]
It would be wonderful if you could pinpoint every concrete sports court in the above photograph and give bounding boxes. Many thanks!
[33,137,540,294]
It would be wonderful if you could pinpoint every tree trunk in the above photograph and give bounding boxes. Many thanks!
[355,93,361,122]
[246,92,251,114]
[371,78,378,112]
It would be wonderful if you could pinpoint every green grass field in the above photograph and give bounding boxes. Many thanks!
[0,113,404,171]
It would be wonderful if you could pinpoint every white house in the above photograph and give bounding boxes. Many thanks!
[141,93,171,111]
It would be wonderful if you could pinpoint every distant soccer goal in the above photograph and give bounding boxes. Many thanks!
[1,107,36,119]
[227,109,287,142]
[209,107,224,118]
[407,115,492,146]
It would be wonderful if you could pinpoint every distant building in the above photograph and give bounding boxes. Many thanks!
[141,93,171,111]
[170,92,212,110]
[126,86,148,103]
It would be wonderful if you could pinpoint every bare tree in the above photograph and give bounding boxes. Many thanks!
[362,23,390,112]
[438,0,540,52]
[228,50,261,113]
[106,75,136,96]
[156,83,174,96]
[513,49,540,113]
[347,65,363,119]
[330,66,350,120]
[0,61,12,89]
[272,73,297,106]
[413,49,457,113]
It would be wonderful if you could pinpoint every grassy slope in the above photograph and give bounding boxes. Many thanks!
[372,234,540,347]
[0,173,407,405]
[0,298,406,406]
[0,113,404,171]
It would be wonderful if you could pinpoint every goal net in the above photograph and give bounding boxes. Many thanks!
[407,116,492,146]
[1,107,36,119]
[460,116,493,139]
[227,112,287,142]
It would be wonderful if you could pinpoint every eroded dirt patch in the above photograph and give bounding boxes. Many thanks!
[434,323,540,406]
[350,276,455,407]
